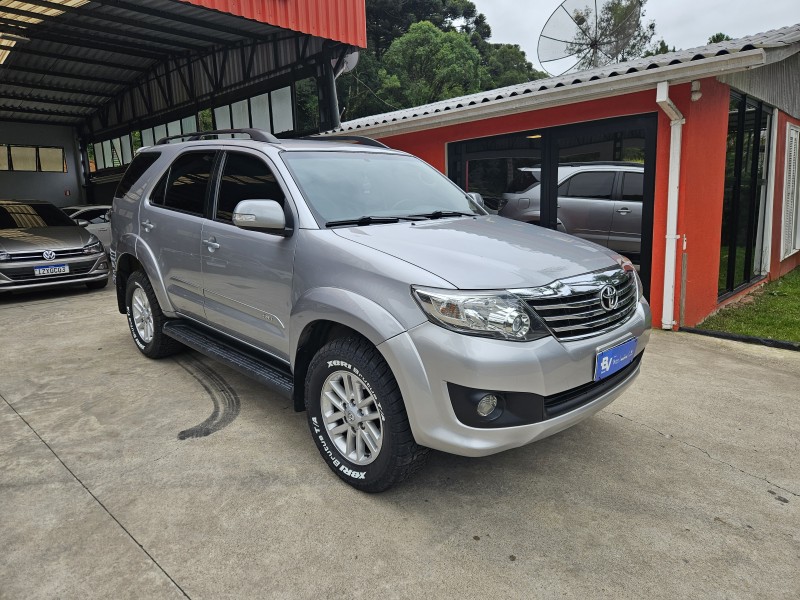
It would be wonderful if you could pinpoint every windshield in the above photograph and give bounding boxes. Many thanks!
[281,151,484,225]
[0,202,76,229]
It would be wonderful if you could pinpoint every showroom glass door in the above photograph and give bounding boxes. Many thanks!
[718,93,772,297]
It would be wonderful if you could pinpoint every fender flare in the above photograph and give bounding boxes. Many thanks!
[289,287,412,370]
[132,237,176,316]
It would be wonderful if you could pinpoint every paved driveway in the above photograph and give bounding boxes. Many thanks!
[1,285,798,599]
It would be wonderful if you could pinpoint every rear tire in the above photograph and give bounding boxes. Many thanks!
[125,271,182,359]
[305,337,428,492]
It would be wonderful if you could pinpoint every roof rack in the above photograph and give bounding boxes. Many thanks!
[300,135,389,149]
[155,128,280,145]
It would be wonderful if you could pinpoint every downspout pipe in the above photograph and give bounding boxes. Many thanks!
[656,81,685,330]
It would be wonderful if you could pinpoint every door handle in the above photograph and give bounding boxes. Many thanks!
[203,238,220,251]
[141,220,154,232]
[616,207,631,214]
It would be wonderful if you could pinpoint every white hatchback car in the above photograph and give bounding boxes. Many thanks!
[62,205,112,250]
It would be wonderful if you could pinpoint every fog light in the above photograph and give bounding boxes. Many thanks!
[476,394,498,417]
[99,262,108,269]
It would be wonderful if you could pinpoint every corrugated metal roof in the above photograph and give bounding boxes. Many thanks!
[0,0,362,132]
[179,0,367,48]
[333,23,800,135]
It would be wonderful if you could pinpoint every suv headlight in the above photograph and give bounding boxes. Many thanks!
[412,286,550,341]
[83,235,103,254]
[615,255,644,301]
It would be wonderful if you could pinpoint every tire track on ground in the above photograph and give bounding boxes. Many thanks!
[175,354,240,440]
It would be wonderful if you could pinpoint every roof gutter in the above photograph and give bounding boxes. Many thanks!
[656,81,685,330]
[333,50,766,139]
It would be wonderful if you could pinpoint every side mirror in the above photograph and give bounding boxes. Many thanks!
[75,218,90,227]
[232,200,289,235]
[466,192,485,209]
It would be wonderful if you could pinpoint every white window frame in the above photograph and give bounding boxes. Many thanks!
[782,124,800,259]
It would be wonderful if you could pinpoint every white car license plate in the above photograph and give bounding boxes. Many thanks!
[594,338,637,381]
[34,264,69,276]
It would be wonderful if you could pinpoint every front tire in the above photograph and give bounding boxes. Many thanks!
[305,337,428,492]
[125,271,182,359]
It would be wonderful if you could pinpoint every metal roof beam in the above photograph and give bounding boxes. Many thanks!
[5,46,149,72]
[16,0,235,46]
[90,0,275,42]
[0,115,80,126]
[2,65,128,86]
[0,104,89,118]
[0,22,171,60]
[1,78,115,98]
[0,91,104,109]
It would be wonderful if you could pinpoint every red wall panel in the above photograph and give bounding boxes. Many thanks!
[180,0,367,47]
[770,111,800,278]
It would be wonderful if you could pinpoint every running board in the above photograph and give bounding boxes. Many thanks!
[163,321,294,399]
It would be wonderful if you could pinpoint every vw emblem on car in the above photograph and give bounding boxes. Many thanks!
[42,250,56,261]
[599,285,619,311]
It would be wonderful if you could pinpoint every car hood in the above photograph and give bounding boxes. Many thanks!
[332,216,619,289]
[0,227,92,253]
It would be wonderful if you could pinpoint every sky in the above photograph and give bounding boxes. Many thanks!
[475,0,800,74]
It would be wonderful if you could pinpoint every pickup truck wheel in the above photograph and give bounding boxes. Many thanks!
[125,271,182,359]
[305,337,428,492]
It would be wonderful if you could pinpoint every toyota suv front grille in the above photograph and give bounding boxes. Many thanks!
[521,269,638,341]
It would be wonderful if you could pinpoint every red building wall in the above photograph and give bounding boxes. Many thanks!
[376,81,735,328]
[770,111,800,277]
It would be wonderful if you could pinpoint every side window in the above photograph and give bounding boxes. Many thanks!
[215,152,285,223]
[558,179,570,196]
[115,151,160,199]
[621,172,644,202]
[154,152,215,216]
[562,172,615,199]
[81,209,107,224]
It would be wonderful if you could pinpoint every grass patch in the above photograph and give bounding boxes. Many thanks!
[697,267,800,343]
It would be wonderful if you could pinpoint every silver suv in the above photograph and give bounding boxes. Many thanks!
[498,163,644,258]
[111,130,650,492]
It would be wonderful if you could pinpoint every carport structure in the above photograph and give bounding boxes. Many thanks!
[0,0,366,202]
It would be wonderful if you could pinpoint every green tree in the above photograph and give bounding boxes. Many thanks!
[378,21,484,107]
[483,43,547,89]
[708,32,732,44]
[644,38,675,57]
[567,0,656,69]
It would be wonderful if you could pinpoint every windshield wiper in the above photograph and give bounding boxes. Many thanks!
[327,215,419,228]
[408,210,475,220]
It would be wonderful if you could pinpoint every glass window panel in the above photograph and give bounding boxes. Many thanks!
[110,138,122,167]
[621,172,644,201]
[562,172,615,199]
[39,147,66,172]
[11,146,37,171]
[198,108,213,132]
[120,134,133,164]
[162,152,215,215]
[102,140,113,169]
[214,106,232,130]
[271,87,293,134]
[0,145,9,171]
[116,152,160,199]
[295,77,319,134]
[466,157,541,213]
[141,128,154,148]
[215,152,284,222]
[94,143,105,170]
[181,116,197,135]
[153,124,167,144]
[231,100,250,128]
[167,120,181,137]
[250,93,271,131]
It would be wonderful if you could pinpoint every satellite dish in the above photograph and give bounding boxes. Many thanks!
[332,49,360,78]
[537,0,643,76]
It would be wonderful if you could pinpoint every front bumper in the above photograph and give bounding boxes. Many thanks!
[377,299,650,457]
[0,252,109,292]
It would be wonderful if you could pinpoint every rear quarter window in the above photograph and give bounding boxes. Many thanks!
[115,152,161,199]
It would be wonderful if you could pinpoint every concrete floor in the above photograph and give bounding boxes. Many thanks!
[1,284,798,600]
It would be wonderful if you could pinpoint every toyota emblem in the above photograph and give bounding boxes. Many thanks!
[599,285,619,311]
[42,250,56,261]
